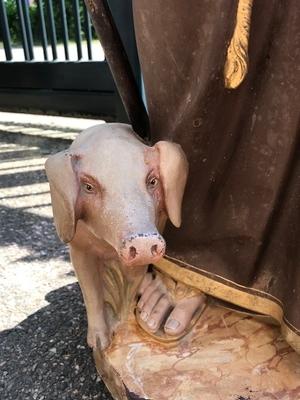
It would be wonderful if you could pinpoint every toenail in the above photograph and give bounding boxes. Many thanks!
[147,318,157,329]
[140,311,148,321]
[165,319,180,330]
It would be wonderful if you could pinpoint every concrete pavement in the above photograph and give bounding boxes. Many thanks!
[0,112,112,400]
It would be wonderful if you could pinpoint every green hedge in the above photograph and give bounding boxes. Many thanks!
[2,0,96,45]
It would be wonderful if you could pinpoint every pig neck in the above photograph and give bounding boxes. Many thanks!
[72,221,153,319]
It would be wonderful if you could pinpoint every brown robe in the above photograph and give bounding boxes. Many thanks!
[131,0,300,353]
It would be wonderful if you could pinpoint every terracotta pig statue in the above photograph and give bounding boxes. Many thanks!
[45,123,188,349]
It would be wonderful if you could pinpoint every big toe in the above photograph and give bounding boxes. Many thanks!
[164,294,206,336]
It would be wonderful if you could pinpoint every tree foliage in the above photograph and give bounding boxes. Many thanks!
[2,0,96,45]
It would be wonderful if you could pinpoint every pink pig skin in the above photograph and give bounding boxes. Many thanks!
[45,123,188,349]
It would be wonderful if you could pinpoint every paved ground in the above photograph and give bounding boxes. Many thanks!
[0,113,112,400]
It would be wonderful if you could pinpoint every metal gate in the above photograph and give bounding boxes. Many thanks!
[0,0,140,120]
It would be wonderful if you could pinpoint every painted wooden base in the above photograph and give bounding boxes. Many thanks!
[94,303,300,400]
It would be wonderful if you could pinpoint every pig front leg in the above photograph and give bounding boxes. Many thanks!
[70,244,110,350]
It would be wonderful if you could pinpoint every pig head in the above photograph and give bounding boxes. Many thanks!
[45,123,188,349]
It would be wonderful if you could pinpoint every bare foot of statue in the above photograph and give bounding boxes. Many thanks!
[136,269,206,341]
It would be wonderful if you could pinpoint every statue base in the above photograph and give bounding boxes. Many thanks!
[94,303,300,400]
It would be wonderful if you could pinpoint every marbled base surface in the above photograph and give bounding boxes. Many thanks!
[94,303,300,400]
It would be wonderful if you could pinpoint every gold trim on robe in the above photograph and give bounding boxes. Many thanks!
[155,256,300,353]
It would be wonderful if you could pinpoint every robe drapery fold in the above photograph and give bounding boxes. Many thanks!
[132,0,300,353]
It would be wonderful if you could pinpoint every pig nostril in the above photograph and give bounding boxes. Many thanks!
[151,244,158,256]
[129,246,137,260]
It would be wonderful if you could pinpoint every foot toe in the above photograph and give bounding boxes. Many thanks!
[146,295,172,332]
[137,270,206,340]
[164,295,205,336]
[137,272,153,296]
[137,275,163,310]
[140,288,164,320]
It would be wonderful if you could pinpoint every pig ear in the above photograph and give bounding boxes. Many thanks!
[45,151,78,243]
[155,141,189,228]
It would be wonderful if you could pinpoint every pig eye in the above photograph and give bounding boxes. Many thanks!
[147,176,159,188]
[82,182,95,193]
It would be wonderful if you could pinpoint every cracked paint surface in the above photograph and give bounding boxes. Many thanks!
[102,304,300,400]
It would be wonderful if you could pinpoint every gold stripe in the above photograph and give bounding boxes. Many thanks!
[154,257,300,353]
[155,257,283,322]
[224,0,253,89]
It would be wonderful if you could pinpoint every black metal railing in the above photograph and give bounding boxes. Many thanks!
[0,0,140,121]
[0,0,12,60]
[0,0,98,62]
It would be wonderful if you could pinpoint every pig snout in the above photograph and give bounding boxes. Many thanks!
[119,233,166,266]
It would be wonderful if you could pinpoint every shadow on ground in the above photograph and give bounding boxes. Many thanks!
[0,203,69,262]
[0,134,113,399]
[0,135,68,262]
[0,283,113,400]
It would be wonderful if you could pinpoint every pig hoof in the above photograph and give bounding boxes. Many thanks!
[87,328,111,350]
[136,271,206,342]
